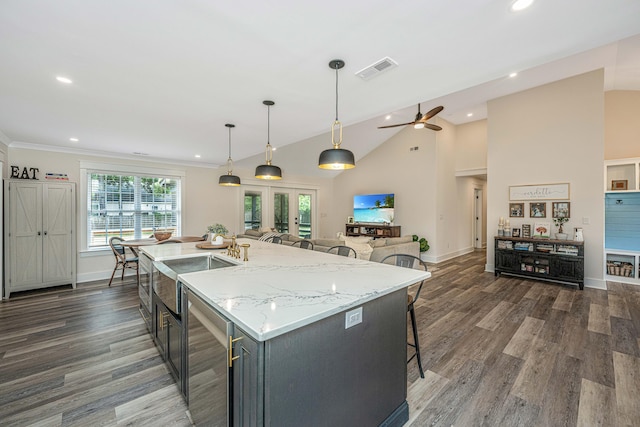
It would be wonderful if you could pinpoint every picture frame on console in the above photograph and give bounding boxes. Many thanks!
[530,202,546,218]
[511,228,521,238]
[347,216,354,224]
[509,203,524,218]
[552,202,570,218]
[522,224,531,238]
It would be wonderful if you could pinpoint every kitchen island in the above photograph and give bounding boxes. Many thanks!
[143,239,429,427]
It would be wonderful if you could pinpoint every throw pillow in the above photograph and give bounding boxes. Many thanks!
[343,236,374,261]
[258,232,281,242]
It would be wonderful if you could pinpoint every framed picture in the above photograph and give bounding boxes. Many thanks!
[509,203,524,217]
[612,180,628,190]
[530,202,546,218]
[347,216,354,224]
[552,202,570,218]
[511,228,521,238]
[533,222,551,238]
[522,224,531,238]
[509,183,570,201]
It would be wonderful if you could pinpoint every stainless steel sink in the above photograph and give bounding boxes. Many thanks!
[154,256,234,314]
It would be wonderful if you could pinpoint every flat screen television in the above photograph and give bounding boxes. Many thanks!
[353,193,394,223]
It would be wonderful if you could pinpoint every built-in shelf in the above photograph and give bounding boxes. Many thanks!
[604,158,640,286]
[605,158,640,192]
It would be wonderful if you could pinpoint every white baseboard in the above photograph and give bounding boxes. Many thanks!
[423,247,475,264]
[77,269,138,284]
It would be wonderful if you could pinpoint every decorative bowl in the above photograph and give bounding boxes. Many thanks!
[154,231,172,241]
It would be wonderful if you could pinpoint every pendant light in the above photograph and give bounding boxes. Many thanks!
[319,59,355,170]
[219,123,241,186]
[255,100,282,180]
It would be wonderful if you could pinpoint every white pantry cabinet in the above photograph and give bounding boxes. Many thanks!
[3,181,76,299]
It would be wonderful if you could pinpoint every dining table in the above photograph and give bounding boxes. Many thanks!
[121,235,206,256]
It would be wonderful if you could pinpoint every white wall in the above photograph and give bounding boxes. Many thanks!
[6,147,332,283]
[605,90,640,160]
[486,70,605,288]
[331,125,438,249]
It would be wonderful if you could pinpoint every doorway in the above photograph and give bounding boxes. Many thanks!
[242,185,316,239]
[473,188,483,249]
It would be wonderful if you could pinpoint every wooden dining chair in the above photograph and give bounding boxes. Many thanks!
[108,237,139,286]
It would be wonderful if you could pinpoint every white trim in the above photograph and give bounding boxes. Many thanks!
[455,168,487,177]
[79,160,186,178]
[11,141,220,168]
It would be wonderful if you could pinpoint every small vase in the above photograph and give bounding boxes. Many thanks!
[555,233,568,240]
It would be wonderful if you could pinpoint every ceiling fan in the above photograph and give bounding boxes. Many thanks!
[378,104,444,131]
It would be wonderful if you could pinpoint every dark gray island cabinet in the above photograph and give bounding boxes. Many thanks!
[181,239,429,427]
[187,287,407,427]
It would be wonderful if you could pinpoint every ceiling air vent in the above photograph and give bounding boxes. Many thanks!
[355,57,398,81]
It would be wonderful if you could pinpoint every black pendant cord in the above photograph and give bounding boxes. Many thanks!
[267,104,271,146]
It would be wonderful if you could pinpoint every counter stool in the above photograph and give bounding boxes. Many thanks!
[380,253,427,378]
[292,240,314,250]
[327,245,357,258]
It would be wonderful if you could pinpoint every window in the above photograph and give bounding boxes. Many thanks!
[87,172,181,248]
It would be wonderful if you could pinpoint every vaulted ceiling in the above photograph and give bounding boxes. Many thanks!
[1,1,639,177]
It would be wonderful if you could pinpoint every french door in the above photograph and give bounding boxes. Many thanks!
[242,186,316,239]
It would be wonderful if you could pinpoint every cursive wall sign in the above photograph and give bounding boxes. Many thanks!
[11,166,40,180]
[509,183,570,201]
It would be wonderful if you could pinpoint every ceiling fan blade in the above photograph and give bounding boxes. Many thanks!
[424,123,442,131]
[421,105,444,121]
[378,121,416,129]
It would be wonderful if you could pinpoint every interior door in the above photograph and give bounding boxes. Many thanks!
[9,182,43,287]
[43,183,74,282]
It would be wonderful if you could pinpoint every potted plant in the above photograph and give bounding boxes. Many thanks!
[553,217,569,240]
[412,234,430,261]
[207,223,228,244]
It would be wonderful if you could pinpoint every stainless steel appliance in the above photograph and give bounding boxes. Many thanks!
[138,253,154,329]
[187,288,233,426]
[154,256,234,314]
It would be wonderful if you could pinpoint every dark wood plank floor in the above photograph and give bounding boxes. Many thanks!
[1,250,639,426]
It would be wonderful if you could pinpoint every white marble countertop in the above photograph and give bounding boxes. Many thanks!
[177,239,430,342]
[140,241,229,261]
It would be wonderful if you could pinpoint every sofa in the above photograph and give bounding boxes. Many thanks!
[237,229,419,262]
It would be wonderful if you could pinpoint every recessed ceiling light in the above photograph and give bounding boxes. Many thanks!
[272,147,277,151]
[69,137,79,142]
[195,154,201,158]
[511,0,534,12]
[509,72,518,78]
[56,76,73,84]
[467,113,473,117]
[385,115,391,120]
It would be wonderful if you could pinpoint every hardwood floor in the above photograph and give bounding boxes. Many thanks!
[1,250,639,426]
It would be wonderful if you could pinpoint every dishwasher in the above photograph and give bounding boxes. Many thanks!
[187,288,233,426]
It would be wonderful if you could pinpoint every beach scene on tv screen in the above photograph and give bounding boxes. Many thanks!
[353,193,394,223]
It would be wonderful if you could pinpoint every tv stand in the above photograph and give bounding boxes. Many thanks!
[346,224,400,239]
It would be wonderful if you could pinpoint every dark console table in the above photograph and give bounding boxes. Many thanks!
[494,236,584,290]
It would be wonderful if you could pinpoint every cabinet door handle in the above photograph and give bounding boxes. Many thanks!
[228,336,243,368]
[44,231,48,236]
[160,311,169,330]
[37,231,41,236]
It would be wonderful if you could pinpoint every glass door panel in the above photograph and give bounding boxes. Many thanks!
[243,190,262,231]
[297,193,312,238]
[273,192,290,233]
